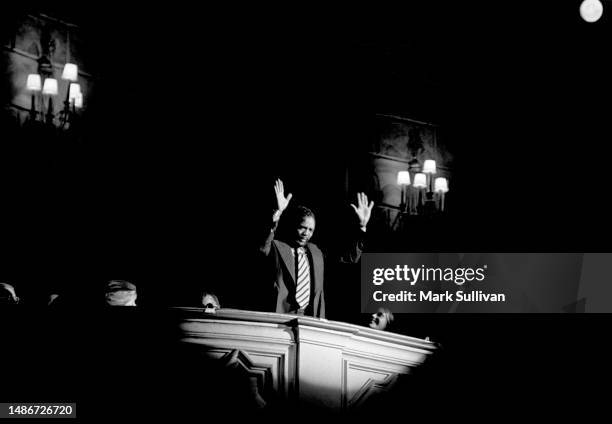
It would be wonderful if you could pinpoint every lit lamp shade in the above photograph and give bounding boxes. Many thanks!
[397,171,411,185]
[26,74,42,91]
[423,159,437,174]
[413,173,427,188]
[68,83,81,100]
[74,92,83,108]
[434,177,449,193]
[61,63,79,81]
[42,78,59,95]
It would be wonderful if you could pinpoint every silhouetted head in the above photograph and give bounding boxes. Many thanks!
[202,292,221,313]
[47,293,60,306]
[0,283,19,305]
[105,280,137,306]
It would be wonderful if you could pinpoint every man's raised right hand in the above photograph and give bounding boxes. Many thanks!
[274,179,293,213]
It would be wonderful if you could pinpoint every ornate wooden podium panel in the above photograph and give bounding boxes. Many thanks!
[172,308,437,411]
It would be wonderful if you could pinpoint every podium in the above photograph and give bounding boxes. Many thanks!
[171,308,437,411]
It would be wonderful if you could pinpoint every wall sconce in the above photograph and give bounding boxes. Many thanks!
[397,159,450,215]
[26,63,83,130]
[23,27,84,131]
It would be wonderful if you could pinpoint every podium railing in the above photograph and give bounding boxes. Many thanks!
[171,308,437,410]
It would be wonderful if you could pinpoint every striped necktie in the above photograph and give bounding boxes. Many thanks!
[295,247,311,310]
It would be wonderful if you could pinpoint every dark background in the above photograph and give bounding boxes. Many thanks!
[2,1,611,297]
[1,1,611,420]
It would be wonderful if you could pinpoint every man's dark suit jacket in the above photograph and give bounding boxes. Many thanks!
[259,221,364,318]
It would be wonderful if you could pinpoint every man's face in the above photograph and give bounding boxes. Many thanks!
[369,309,389,330]
[294,216,315,247]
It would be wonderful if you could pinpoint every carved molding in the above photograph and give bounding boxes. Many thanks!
[342,361,400,408]
[189,346,293,400]
[219,349,272,408]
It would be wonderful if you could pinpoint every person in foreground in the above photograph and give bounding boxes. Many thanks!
[259,179,374,318]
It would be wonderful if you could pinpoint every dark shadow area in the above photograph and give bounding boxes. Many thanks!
[1,308,611,421]
[1,1,611,293]
[1,1,612,421]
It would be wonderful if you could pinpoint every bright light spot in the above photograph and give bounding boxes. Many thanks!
[580,0,603,23]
